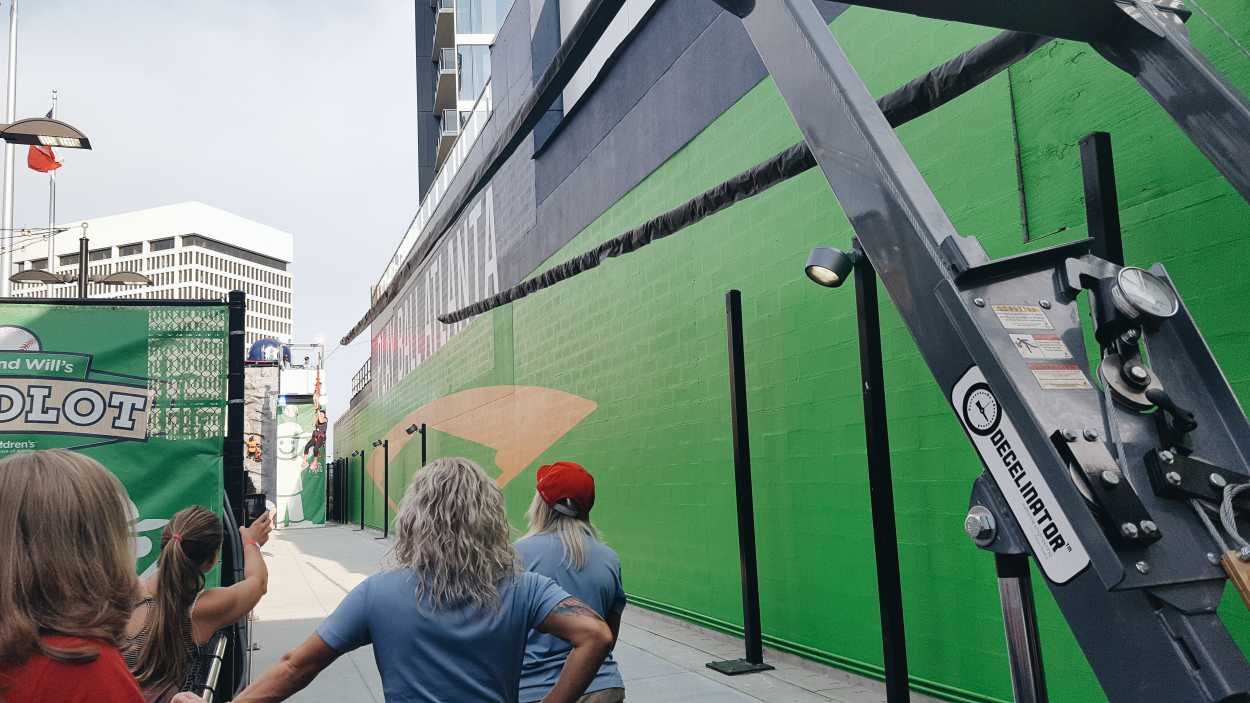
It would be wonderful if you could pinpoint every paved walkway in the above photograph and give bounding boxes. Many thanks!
[250,524,940,703]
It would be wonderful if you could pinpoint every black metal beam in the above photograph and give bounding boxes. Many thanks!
[811,0,1123,42]
[1080,132,1125,267]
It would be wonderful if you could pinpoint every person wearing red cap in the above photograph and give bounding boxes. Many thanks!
[517,462,626,703]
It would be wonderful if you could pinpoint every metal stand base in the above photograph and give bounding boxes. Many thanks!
[706,659,775,676]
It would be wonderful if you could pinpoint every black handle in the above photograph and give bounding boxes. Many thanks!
[1146,388,1198,433]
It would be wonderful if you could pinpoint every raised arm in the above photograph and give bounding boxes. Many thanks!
[536,598,614,703]
[232,633,339,703]
[193,511,273,641]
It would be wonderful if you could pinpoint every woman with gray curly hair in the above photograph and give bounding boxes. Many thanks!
[233,457,613,703]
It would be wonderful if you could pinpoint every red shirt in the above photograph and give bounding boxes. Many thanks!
[0,635,143,703]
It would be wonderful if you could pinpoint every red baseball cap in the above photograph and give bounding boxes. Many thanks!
[536,461,595,517]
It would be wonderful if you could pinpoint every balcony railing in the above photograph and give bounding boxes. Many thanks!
[351,357,372,400]
[435,47,458,113]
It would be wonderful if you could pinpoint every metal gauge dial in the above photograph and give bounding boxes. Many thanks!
[1115,267,1179,319]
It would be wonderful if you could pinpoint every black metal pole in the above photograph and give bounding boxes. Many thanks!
[995,553,1049,703]
[420,424,427,466]
[1079,132,1125,267]
[355,450,366,531]
[852,240,911,703]
[224,291,246,527]
[77,233,88,299]
[376,440,389,539]
[707,290,773,676]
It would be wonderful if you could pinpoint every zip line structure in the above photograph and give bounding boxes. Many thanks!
[343,1,1250,700]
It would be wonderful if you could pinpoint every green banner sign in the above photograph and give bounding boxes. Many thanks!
[0,303,229,581]
[275,400,326,526]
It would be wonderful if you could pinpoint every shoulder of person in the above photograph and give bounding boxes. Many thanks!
[38,638,141,699]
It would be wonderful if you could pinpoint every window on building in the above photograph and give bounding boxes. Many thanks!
[119,243,142,257]
[150,237,174,252]
[88,248,111,262]
[59,253,79,267]
[457,44,492,103]
[31,258,47,271]
[455,0,512,34]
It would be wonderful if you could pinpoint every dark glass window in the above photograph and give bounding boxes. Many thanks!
[31,258,47,270]
[89,248,111,262]
[119,242,142,257]
[150,237,175,252]
[59,253,79,266]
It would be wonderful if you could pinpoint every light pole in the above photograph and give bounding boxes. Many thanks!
[9,222,152,298]
[0,116,93,296]
[373,439,389,539]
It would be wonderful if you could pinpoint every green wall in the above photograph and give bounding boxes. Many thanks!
[337,6,1250,702]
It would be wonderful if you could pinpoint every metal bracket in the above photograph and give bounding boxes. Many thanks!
[1144,450,1250,508]
[1051,430,1162,546]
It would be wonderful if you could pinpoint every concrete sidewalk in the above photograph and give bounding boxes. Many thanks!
[249,524,939,703]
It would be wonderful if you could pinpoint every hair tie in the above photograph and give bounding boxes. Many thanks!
[171,533,183,544]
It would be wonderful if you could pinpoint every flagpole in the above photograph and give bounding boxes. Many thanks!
[0,0,17,297]
[47,89,54,275]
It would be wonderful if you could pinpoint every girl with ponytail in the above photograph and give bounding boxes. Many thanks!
[123,506,272,702]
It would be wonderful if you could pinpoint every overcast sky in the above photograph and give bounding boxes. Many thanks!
[5,0,417,428]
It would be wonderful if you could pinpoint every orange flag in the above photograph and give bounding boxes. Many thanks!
[27,145,61,172]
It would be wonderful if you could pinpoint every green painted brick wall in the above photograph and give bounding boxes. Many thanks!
[336,6,1250,702]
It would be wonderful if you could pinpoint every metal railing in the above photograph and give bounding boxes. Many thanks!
[198,632,229,703]
[439,47,458,73]
[441,109,462,137]
[351,357,372,398]
[373,80,494,299]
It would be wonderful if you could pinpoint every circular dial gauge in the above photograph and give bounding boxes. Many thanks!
[962,384,1001,436]
[1116,267,1179,319]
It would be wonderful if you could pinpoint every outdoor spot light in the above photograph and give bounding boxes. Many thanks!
[372,439,383,447]
[405,424,419,435]
[8,269,64,284]
[805,246,862,288]
[95,271,154,286]
[0,117,92,149]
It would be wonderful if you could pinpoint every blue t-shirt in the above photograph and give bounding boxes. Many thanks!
[316,569,570,703]
[516,532,626,702]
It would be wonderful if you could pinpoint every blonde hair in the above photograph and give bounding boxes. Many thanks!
[0,450,137,666]
[130,506,222,689]
[390,457,519,610]
[524,492,599,570]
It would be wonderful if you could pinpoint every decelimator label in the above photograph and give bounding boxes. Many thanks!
[950,366,1089,584]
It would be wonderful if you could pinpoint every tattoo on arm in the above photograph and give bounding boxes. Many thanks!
[551,597,605,622]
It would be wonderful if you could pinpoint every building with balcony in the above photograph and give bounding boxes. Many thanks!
[10,201,295,349]
[415,0,513,198]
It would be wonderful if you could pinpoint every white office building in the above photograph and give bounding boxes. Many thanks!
[10,201,295,348]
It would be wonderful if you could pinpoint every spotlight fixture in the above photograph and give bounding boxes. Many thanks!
[405,424,419,435]
[805,246,862,289]
[372,439,383,448]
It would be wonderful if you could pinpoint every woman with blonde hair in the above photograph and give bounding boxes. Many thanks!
[517,461,626,703]
[233,457,613,703]
[0,450,200,703]
[123,504,272,702]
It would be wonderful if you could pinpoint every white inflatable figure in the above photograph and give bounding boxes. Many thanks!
[276,410,306,525]
[128,499,170,579]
